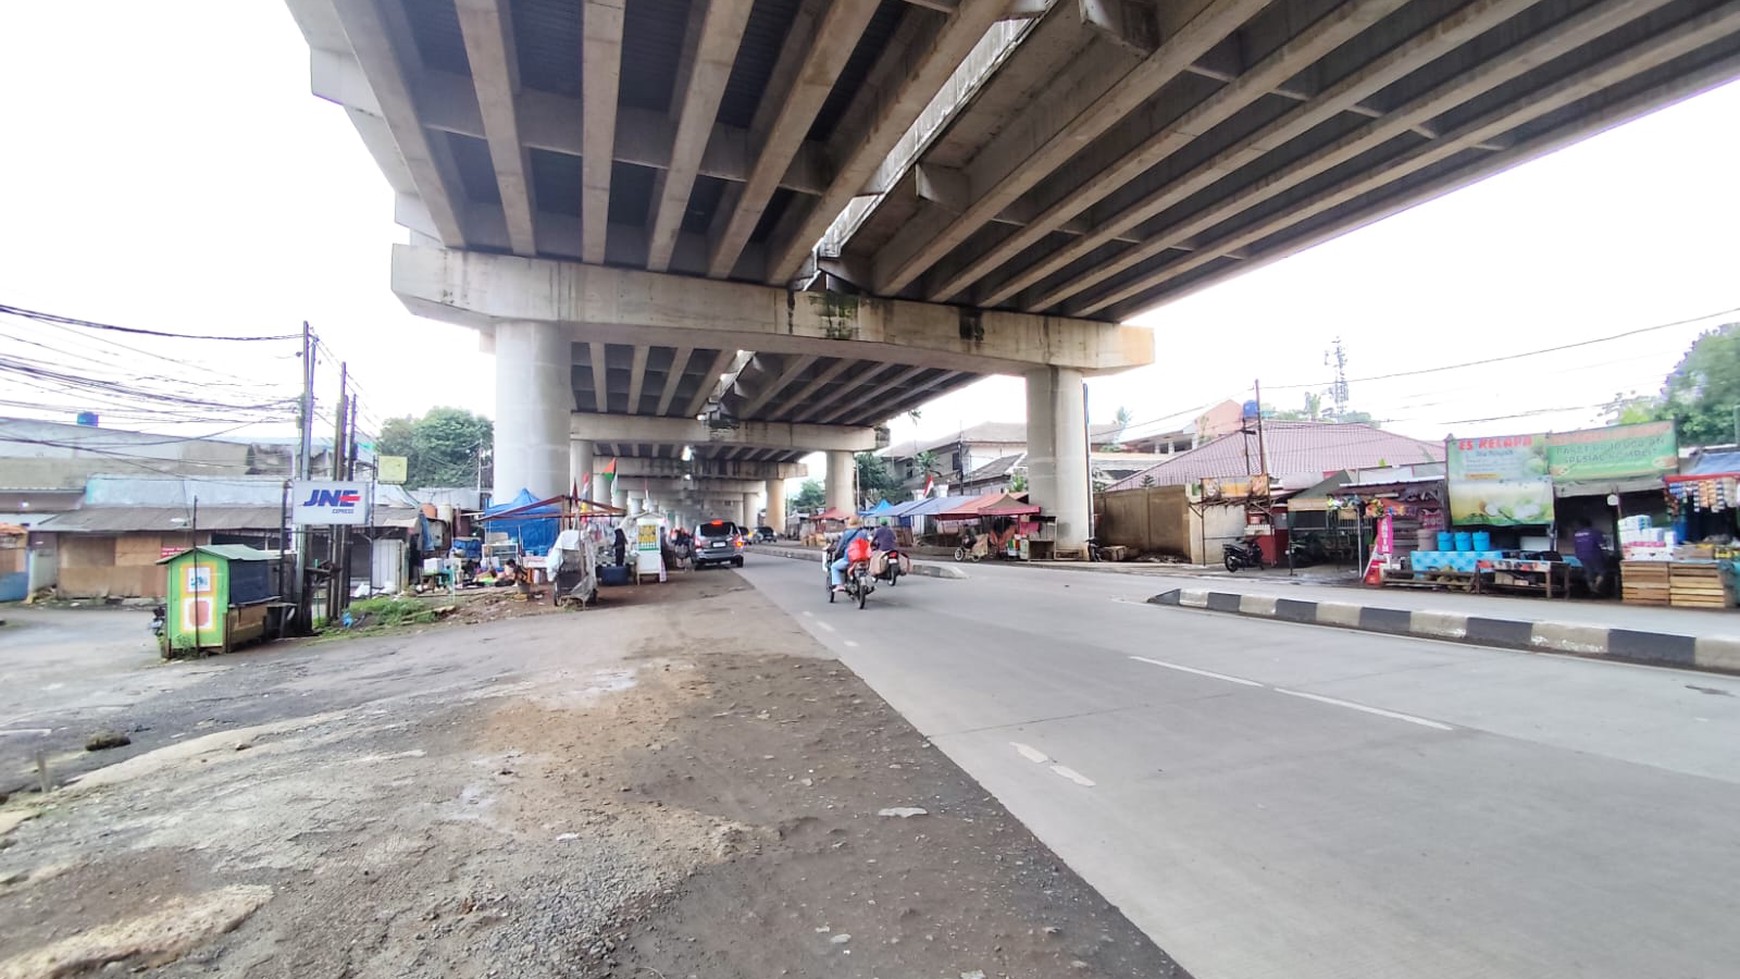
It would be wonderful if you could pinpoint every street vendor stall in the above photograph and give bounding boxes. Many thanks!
[935,492,1045,560]
[1635,450,1740,608]
[155,545,284,657]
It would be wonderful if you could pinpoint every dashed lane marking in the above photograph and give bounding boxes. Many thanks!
[1010,742,1050,764]
[1050,765,1096,787]
[815,620,837,634]
[1274,688,1454,731]
[844,640,859,648]
[1129,655,1263,687]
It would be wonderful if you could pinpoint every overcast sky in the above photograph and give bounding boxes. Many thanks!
[3,2,1738,459]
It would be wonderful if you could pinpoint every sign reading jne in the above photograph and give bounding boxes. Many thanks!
[292,480,372,526]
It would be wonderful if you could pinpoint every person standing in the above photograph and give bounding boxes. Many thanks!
[1573,517,1610,596]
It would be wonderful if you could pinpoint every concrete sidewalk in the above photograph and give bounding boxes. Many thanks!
[1149,582,1740,675]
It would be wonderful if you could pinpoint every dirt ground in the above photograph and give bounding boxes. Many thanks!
[0,570,1190,979]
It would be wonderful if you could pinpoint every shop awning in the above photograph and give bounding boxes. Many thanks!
[811,507,852,521]
[881,498,930,518]
[1554,476,1670,496]
[900,494,980,518]
[1666,450,1740,482]
[935,492,1042,520]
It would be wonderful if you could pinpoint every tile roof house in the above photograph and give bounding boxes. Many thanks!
[1107,422,1444,492]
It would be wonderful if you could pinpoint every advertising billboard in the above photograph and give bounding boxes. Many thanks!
[292,480,373,526]
[1446,434,1554,526]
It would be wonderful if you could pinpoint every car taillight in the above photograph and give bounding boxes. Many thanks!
[734,536,744,548]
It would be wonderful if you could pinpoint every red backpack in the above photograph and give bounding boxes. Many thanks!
[846,536,872,563]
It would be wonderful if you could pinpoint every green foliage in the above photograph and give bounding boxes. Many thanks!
[913,449,940,476]
[855,452,902,504]
[376,407,493,488]
[1655,324,1740,444]
[1010,472,1028,493]
[792,479,826,511]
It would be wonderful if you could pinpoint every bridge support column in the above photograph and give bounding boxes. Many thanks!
[765,479,786,534]
[1026,366,1090,553]
[570,439,594,498]
[826,451,854,516]
[743,492,759,528]
[610,478,626,511]
[494,321,569,500]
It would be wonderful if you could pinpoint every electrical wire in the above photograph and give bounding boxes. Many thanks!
[0,302,300,342]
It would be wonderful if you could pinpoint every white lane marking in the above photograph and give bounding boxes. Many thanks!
[1129,655,1262,687]
[815,620,837,634]
[1273,688,1453,731]
[844,640,860,648]
[1010,742,1050,764]
[802,610,814,617]
[1050,764,1096,787]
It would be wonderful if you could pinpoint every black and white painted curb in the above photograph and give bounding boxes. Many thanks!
[1149,588,1740,675]
[751,545,969,580]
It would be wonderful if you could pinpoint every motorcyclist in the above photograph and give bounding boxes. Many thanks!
[871,518,897,552]
[830,516,870,594]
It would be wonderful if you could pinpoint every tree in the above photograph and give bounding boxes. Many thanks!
[1100,405,1134,450]
[1272,392,1324,421]
[1654,324,1740,444]
[855,452,903,503]
[791,479,825,511]
[375,407,493,488]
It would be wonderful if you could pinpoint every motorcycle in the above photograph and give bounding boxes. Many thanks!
[873,549,906,587]
[1223,539,1265,573]
[823,544,875,609]
[149,604,167,637]
[953,530,987,563]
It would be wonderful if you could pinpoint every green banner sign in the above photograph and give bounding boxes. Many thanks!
[1545,421,1678,482]
[1446,434,1554,526]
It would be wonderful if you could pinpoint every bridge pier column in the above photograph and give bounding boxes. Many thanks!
[826,451,854,516]
[743,492,759,528]
[610,477,626,511]
[1026,366,1090,553]
[569,439,594,498]
[493,321,569,500]
[765,479,786,535]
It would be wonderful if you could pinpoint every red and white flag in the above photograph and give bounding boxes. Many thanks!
[922,473,934,498]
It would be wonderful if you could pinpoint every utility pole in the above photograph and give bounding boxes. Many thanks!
[294,322,316,633]
[327,363,348,624]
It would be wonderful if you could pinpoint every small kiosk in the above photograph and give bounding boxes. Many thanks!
[156,545,283,658]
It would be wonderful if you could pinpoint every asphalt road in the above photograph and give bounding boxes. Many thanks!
[735,552,1740,979]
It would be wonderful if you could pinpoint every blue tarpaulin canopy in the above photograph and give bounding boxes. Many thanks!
[477,489,562,555]
[858,499,895,516]
[901,494,980,518]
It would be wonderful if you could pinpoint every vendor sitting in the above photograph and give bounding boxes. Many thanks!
[496,561,521,587]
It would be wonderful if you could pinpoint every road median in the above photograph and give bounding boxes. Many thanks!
[1150,587,1738,675]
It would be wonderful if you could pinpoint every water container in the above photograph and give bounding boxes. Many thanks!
[1472,531,1492,552]
[1436,532,1453,551]
[1454,531,1473,552]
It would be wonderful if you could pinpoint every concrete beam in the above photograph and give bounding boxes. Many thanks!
[589,342,610,413]
[455,0,535,256]
[687,349,741,418]
[768,359,855,419]
[605,476,777,495]
[582,0,626,263]
[1092,4,1740,318]
[819,364,929,423]
[656,347,694,416]
[571,413,881,452]
[870,0,1266,295]
[648,0,755,272]
[392,245,1154,375]
[625,345,651,414]
[1064,0,1676,314]
[944,0,1408,304]
[1023,0,1570,311]
[708,0,879,278]
[736,354,819,417]
[766,0,1013,284]
[596,456,807,480]
[327,0,465,246]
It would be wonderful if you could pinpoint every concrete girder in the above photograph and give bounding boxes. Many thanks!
[1064,0,1687,315]
[647,0,755,272]
[766,0,1014,284]
[818,364,930,424]
[625,345,651,415]
[656,347,695,416]
[687,350,744,418]
[942,0,1411,305]
[707,0,882,279]
[868,0,1269,296]
[454,0,535,257]
[768,360,855,419]
[735,354,819,417]
[1015,0,1560,311]
[1093,4,1740,319]
[607,477,776,495]
[569,414,881,453]
[391,246,1153,375]
[598,457,808,480]
[325,0,465,247]
[589,342,610,414]
[582,0,626,263]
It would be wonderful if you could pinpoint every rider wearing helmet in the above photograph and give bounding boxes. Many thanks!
[831,516,870,593]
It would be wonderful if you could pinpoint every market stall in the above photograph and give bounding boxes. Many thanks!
[934,492,1045,560]
[1629,450,1740,608]
[155,545,284,657]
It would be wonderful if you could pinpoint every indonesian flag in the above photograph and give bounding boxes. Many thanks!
[922,472,934,497]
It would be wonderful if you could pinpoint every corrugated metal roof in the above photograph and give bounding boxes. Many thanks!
[156,544,281,565]
[1108,423,1443,492]
[33,507,286,533]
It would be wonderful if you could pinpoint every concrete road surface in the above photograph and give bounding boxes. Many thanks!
[737,554,1740,979]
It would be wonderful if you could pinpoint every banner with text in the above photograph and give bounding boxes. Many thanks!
[292,480,373,526]
[1545,421,1678,482]
[1446,434,1554,526]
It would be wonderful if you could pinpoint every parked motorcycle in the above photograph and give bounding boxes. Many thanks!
[953,530,987,563]
[149,604,166,637]
[1223,539,1265,573]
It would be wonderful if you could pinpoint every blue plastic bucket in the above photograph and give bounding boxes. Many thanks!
[1436,532,1453,551]
[1454,531,1473,552]
[1472,531,1492,552]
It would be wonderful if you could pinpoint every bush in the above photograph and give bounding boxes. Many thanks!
[346,596,436,628]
